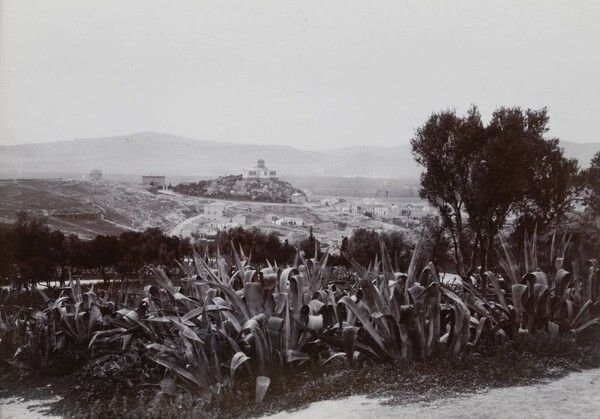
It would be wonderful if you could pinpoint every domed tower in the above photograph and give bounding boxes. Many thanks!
[89,166,102,180]
[256,158,265,169]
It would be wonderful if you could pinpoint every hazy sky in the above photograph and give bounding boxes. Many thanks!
[1,1,599,149]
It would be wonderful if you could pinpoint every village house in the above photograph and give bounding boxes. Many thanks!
[291,192,306,204]
[362,204,389,217]
[275,217,305,227]
[335,202,355,213]
[204,202,227,220]
[404,203,432,219]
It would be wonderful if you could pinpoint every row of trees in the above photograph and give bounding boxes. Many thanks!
[411,106,600,278]
[191,226,438,271]
[0,212,193,286]
[1,213,443,286]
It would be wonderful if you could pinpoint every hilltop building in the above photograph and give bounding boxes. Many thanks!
[243,159,278,180]
[142,175,166,187]
[89,167,102,180]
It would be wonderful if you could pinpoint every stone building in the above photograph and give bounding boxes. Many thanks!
[204,202,227,220]
[243,159,277,179]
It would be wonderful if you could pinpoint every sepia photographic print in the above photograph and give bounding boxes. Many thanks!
[1,1,600,418]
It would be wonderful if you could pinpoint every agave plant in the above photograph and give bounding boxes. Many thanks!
[465,229,600,342]
[4,227,599,406]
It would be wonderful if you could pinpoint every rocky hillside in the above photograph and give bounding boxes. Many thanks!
[173,175,304,203]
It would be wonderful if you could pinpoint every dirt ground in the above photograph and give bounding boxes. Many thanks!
[267,368,600,419]
[1,334,599,419]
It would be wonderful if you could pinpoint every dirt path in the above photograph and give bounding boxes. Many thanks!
[2,368,599,418]
[0,396,62,419]
[265,368,600,419]
[169,213,207,236]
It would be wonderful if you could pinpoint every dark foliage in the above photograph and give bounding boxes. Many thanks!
[411,106,579,277]
[0,213,193,286]
[582,151,600,216]
[345,228,413,269]
[197,226,297,267]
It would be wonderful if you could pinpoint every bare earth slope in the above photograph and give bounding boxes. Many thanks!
[0,179,209,238]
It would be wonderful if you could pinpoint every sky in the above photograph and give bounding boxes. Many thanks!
[1,0,599,149]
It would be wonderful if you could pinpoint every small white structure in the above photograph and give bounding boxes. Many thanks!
[364,204,389,217]
[89,167,103,180]
[243,159,278,179]
[336,203,354,213]
[291,192,306,204]
[204,202,227,220]
[265,214,278,224]
[275,217,305,227]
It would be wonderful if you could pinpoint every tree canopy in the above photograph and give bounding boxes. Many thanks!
[583,151,600,216]
[411,106,578,277]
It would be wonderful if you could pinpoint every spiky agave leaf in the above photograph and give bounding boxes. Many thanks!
[336,296,388,358]
[196,280,252,321]
[496,232,520,287]
[406,232,425,289]
[255,376,270,403]
[484,271,509,312]
[379,240,396,301]
[440,287,471,354]
[230,351,251,386]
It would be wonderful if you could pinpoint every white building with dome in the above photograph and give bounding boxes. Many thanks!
[243,159,278,180]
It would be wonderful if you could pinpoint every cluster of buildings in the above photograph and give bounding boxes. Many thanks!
[264,214,306,227]
[330,200,433,224]
[179,202,248,240]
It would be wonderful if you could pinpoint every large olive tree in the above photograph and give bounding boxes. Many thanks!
[411,106,578,277]
[583,151,600,216]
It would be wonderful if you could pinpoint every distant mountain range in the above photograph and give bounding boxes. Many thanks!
[0,132,598,180]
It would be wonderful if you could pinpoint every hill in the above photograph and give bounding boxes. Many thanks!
[173,175,304,203]
[1,132,598,180]
[559,141,600,168]
[0,132,418,179]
